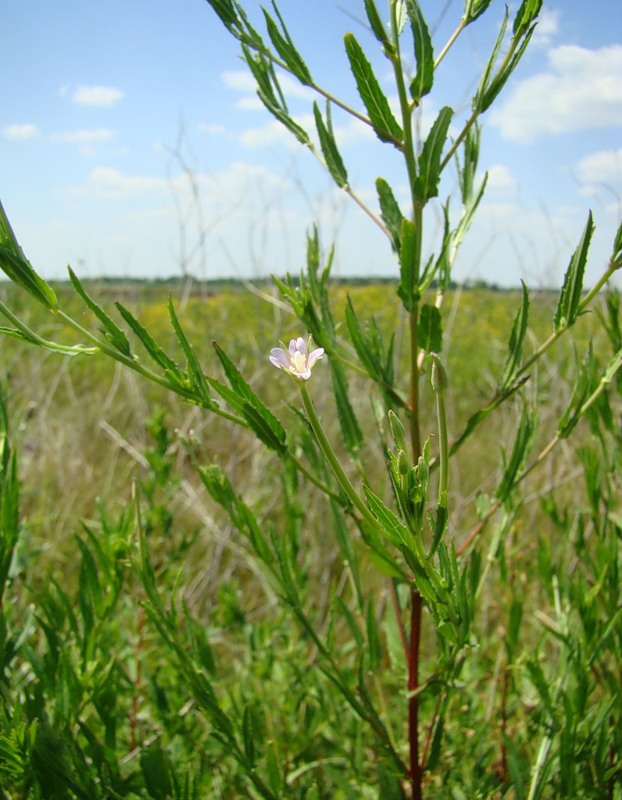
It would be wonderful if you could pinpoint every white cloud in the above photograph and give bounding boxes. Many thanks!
[485,164,518,194]
[69,162,291,206]
[2,123,40,140]
[576,148,622,185]
[63,85,124,107]
[238,120,293,148]
[491,44,622,142]
[71,166,167,199]
[530,7,560,49]
[199,122,226,136]
[50,128,116,144]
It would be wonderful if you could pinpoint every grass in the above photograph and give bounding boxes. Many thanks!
[0,279,603,586]
[0,278,619,798]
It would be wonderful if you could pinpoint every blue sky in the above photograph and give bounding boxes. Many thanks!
[2,0,621,287]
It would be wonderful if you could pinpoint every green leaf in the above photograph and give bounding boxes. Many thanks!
[140,742,173,800]
[198,464,273,562]
[0,200,58,310]
[363,485,412,548]
[495,406,536,503]
[456,123,481,205]
[377,760,404,799]
[115,302,186,388]
[513,0,543,38]
[212,341,287,453]
[554,211,594,330]
[344,33,403,145]
[425,713,445,771]
[0,449,19,601]
[313,102,349,188]
[263,3,312,84]
[611,217,622,269]
[397,218,419,311]
[243,45,312,147]
[556,345,597,439]
[364,0,390,47]
[413,106,453,203]
[345,296,383,379]
[366,601,382,672]
[376,178,404,252]
[474,14,534,113]
[205,0,241,34]
[500,280,530,389]
[168,298,213,407]
[463,0,494,25]
[329,360,364,455]
[407,0,434,103]
[242,705,256,767]
[417,304,442,353]
[68,268,131,356]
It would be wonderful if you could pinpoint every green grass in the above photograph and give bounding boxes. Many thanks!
[0,279,619,798]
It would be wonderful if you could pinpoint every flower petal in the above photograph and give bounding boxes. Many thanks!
[307,347,324,369]
[269,347,290,369]
[292,337,307,355]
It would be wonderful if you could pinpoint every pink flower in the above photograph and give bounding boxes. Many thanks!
[269,337,324,381]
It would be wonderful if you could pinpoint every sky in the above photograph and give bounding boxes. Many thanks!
[1,0,621,288]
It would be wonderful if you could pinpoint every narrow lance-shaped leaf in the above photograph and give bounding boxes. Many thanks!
[68,267,131,356]
[407,0,434,103]
[413,106,453,203]
[243,45,311,147]
[263,2,312,84]
[500,280,530,389]
[167,298,213,407]
[495,406,536,503]
[345,297,383,379]
[242,706,256,767]
[343,33,403,145]
[376,177,404,252]
[556,345,597,439]
[212,341,287,454]
[427,200,451,292]
[205,0,241,35]
[612,217,622,269]
[472,9,508,114]
[115,302,186,387]
[457,123,481,205]
[0,199,58,310]
[313,101,348,188]
[513,0,543,38]
[362,485,412,548]
[554,211,594,330]
[417,304,442,353]
[397,218,419,311]
[474,13,536,113]
[463,0,494,25]
[329,360,364,456]
[364,0,391,47]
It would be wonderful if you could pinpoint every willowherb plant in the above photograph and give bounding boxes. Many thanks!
[1,0,621,797]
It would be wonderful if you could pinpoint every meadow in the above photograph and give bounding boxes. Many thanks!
[0,276,620,798]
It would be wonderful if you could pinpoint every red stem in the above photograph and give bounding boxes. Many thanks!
[408,588,423,800]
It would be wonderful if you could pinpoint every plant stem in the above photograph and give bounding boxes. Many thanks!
[408,588,423,800]
[389,3,426,791]
[298,381,382,534]
[434,19,467,69]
